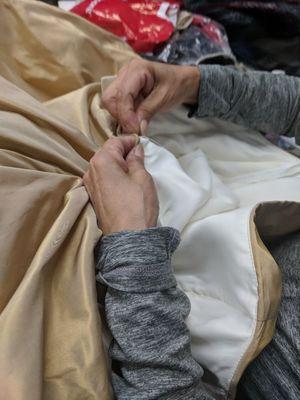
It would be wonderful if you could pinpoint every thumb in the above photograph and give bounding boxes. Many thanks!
[137,88,164,135]
[126,144,145,175]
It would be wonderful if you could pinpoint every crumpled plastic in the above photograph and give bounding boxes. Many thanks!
[71,0,180,53]
[182,0,300,76]
[152,13,235,65]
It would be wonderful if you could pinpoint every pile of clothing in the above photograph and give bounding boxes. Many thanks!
[183,0,300,76]
[55,0,300,153]
[69,0,236,66]
[48,0,300,77]
[1,1,300,400]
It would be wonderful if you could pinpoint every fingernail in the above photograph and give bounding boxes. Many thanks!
[132,133,140,145]
[140,120,148,136]
[134,143,144,158]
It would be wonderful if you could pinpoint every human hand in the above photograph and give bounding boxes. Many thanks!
[101,59,200,135]
[83,135,159,235]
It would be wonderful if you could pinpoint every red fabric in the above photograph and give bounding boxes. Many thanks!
[192,14,229,47]
[72,0,180,52]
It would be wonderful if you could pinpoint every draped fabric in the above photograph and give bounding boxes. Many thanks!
[0,1,136,398]
[1,1,300,400]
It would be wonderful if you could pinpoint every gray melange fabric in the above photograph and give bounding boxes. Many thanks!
[95,227,300,400]
[192,65,300,143]
[194,65,300,397]
[237,232,300,400]
[96,227,215,400]
[95,66,300,399]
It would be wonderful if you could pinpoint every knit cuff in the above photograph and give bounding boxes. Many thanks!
[95,227,180,293]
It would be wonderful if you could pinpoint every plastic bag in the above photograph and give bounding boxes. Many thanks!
[71,0,180,53]
[152,14,235,65]
[182,1,300,76]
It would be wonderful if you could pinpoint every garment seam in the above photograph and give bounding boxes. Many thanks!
[226,207,258,398]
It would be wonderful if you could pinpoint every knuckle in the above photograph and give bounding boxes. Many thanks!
[90,153,104,169]
[89,154,97,166]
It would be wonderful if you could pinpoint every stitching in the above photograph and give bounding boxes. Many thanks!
[182,288,275,323]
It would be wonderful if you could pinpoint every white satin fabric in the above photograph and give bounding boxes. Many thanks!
[142,106,300,392]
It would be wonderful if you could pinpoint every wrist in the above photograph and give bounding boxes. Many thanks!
[105,222,147,235]
[103,217,156,236]
[180,66,201,105]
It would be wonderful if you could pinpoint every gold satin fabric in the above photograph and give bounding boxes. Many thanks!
[0,1,295,399]
[0,1,137,398]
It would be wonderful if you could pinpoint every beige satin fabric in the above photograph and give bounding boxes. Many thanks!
[0,76,111,400]
[0,1,138,398]
[0,1,298,399]
[0,0,136,102]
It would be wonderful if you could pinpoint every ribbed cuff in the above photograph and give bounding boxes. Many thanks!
[95,227,180,293]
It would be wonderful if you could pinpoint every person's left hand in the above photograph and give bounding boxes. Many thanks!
[101,59,200,135]
[83,135,159,235]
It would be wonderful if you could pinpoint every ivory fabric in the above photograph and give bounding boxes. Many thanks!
[1,1,300,400]
[142,111,300,396]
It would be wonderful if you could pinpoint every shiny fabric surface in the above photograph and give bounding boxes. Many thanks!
[0,77,112,400]
[1,1,300,400]
[0,1,136,399]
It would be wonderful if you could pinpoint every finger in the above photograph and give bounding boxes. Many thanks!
[136,87,165,133]
[101,63,131,117]
[89,135,139,179]
[126,143,145,175]
[101,80,120,119]
[134,69,155,109]
[116,76,143,133]
[116,92,139,134]
[133,92,146,114]
[104,135,140,166]
[117,69,154,134]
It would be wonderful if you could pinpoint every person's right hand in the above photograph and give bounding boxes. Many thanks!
[83,135,159,235]
[101,59,200,135]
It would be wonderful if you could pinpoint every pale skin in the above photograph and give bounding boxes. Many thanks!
[83,135,159,234]
[85,60,200,232]
[101,59,200,135]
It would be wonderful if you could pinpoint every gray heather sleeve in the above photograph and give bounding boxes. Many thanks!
[95,227,215,400]
[191,65,300,143]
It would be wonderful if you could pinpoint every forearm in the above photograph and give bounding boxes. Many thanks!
[193,65,300,142]
[95,227,215,400]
